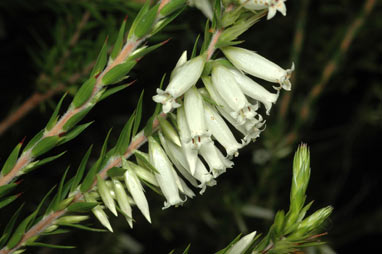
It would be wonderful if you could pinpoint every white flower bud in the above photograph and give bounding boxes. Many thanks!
[184,86,211,149]
[226,231,257,254]
[230,69,279,115]
[148,136,185,209]
[112,179,133,228]
[222,46,294,90]
[123,161,151,223]
[204,101,244,157]
[96,175,117,216]
[153,55,205,113]
[239,0,287,20]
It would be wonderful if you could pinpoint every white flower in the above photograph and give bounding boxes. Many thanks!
[199,140,233,177]
[184,86,211,149]
[177,106,198,175]
[202,78,265,142]
[239,0,287,20]
[222,46,294,91]
[148,136,185,209]
[204,101,244,157]
[211,65,258,126]
[230,68,279,115]
[158,129,216,194]
[153,55,205,113]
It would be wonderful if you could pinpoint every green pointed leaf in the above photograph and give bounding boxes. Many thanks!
[102,61,136,86]
[72,78,97,108]
[58,121,93,146]
[62,107,92,131]
[134,150,158,174]
[0,183,17,199]
[23,129,44,152]
[31,136,59,158]
[0,204,24,247]
[90,37,109,77]
[28,186,56,230]
[152,6,185,36]
[110,19,127,60]
[1,143,22,176]
[26,242,75,249]
[191,34,200,59]
[52,166,70,211]
[0,194,19,209]
[127,41,168,62]
[134,3,159,37]
[41,229,70,236]
[115,113,135,155]
[70,145,93,193]
[182,244,191,254]
[22,152,66,174]
[99,83,132,102]
[80,129,112,192]
[201,20,211,54]
[128,0,151,39]
[7,212,36,249]
[107,167,126,178]
[159,0,185,16]
[46,93,67,131]
[67,202,98,213]
[132,91,144,137]
[60,223,107,232]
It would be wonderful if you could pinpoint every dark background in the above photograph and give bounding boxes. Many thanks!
[0,0,381,253]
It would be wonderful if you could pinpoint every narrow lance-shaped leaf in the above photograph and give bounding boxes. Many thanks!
[57,122,93,146]
[0,183,18,199]
[70,145,93,193]
[72,78,97,108]
[151,6,186,36]
[90,37,109,77]
[99,83,132,102]
[134,4,160,38]
[159,0,186,16]
[0,204,24,247]
[46,93,67,131]
[102,61,136,86]
[128,0,151,39]
[26,242,75,249]
[52,166,70,211]
[22,152,66,174]
[31,136,59,158]
[110,18,127,60]
[115,113,135,155]
[7,212,37,249]
[80,129,112,192]
[1,142,22,176]
[62,107,92,132]
[132,90,144,137]
[67,202,98,213]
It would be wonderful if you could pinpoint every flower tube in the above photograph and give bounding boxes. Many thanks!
[153,54,205,113]
[222,46,294,91]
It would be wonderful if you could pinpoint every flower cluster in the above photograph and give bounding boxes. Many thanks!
[238,0,288,20]
[150,44,293,209]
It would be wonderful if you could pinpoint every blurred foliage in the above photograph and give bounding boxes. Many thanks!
[0,0,381,253]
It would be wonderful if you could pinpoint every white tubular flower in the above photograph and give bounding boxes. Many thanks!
[222,46,294,91]
[124,165,151,223]
[194,159,216,194]
[148,136,185,209]
[211,65,257,126]
[184,86,211,149]
[204,102,244,157]
[203,78,265,142]
[230,68,279,115]
[177,107,198,175]
[226,231,257,254]
[152,55,205,113]
[239,0,287,20]
[158,131,196,198]
[199,141,233,178]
